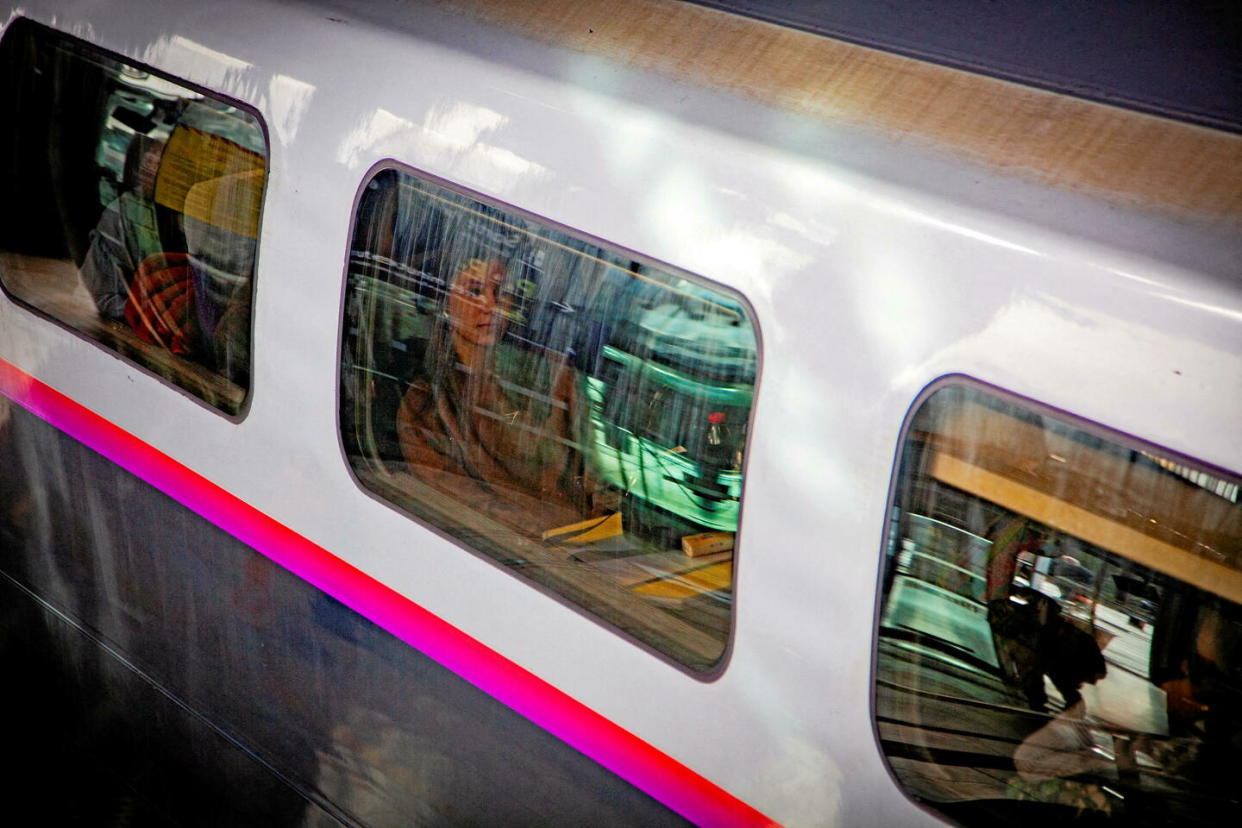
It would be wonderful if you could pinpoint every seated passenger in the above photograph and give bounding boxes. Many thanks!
[396,258,603,538]
[121,167,261,381]
[79,136,165,320]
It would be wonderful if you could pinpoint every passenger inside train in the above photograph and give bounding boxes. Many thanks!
[79,134,166,321]
[395,256,610,538]
[340,169,758,670]
[0,20,265,413]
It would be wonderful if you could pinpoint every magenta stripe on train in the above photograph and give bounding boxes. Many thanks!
[0,357,776,828]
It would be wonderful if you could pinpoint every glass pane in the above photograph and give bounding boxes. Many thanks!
[0,20,266,414]
[341,169,758,670]
[876,385,1242,825]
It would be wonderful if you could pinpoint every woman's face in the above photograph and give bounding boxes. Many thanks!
[136,142,165,198]
[448,258,509,349]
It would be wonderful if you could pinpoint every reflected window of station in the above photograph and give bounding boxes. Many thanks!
[875,384,1241,825]
[0,19,266,414]
[340,168,758,671]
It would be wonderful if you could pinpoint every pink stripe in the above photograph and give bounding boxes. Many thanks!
[0,358,777,828]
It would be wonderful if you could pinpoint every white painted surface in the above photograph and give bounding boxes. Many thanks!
[1,1,1239,825]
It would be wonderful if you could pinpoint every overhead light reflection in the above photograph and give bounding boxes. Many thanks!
[644,165,811,287]
[267,73,316,146]
[167,35,253,72]
[336,108,416,166]
[888,205,1041,256]
[1155,293,1242,323]
[1103,266,1166,289]
[421,102,545,186]
[423,102,507,153]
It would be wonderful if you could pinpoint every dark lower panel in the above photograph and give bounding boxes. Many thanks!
[1,572,333,826]
[0,400,688,827]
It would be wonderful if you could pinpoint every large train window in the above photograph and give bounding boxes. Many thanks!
[340,168,757,671]
[875,383,1241,825]
[0,19,266,415]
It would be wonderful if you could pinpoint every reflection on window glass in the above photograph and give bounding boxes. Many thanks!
[876,385,1241,825]
[0,20,265,414]
[341,169,757,670]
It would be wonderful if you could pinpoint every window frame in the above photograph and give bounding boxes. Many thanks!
[0,16,270,421]
[333,159,766,679]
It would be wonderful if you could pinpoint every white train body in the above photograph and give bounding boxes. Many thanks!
[1,1,1238,825]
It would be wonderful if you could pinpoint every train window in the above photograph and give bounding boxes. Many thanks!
[340,168,757,671]
[0,19,266,414]
[875,384,1242,825]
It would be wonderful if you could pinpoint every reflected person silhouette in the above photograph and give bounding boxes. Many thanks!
[985,518,1106,712]
[395,258,603,538]
[79,136,166,320]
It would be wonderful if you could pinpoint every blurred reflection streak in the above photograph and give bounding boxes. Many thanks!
[643,166,812,289]
[601,114,661,174]
[336,109,417,167]
[267,74,317,147]
[307,707,454,827]
[568,82,664,177]
[1153,292,1242,323]
[887,205,1041,257]
[143,35,258,99]
[167,35,254,72]
[901,295,1240,397]
[423,102,507,152]
[773,158,1039,258]
[854,241,935,366]
[418,102,545,185]
[1102,266,1166,290]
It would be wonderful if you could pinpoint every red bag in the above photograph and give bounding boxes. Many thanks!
[124,252,198,355]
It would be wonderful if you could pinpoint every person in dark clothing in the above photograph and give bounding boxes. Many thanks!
[984,517,1107,711]
[78,135,165,319]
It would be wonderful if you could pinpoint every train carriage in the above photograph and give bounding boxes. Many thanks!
[0,1,1239,825]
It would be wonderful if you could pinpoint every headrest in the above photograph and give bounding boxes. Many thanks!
[154,125,265,239]
[182,167,265,240]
